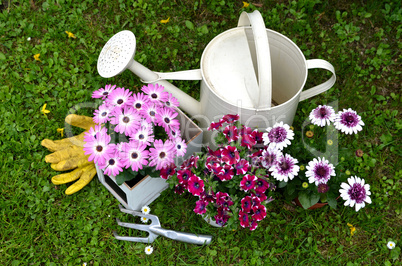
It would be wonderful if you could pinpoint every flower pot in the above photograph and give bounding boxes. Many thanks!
[293,196,340,210]
[96,108,203,211]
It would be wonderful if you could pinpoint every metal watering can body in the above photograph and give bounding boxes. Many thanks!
[97,11,336,146]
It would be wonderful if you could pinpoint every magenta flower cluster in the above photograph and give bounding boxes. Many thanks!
[83,84,186,177]
[166,114,275,231]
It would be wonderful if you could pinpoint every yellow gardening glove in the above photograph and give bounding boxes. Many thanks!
[42,114,97,195]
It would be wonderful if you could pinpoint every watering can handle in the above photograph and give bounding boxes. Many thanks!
[299,59,336,101]
[237,10,272,109]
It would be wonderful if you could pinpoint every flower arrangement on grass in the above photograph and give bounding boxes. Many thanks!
[272,104,371,211]
[83,84,186,185]
[166,114,276,231]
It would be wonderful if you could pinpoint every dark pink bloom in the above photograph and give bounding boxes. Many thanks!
[240,126,256,149]
[251,191,267,202]
[239,210,250,228]
[251,130,264,144]
[160,163,176,179]
[240,174,257,192]
[249,218,258,231]
[207,120,224,131]
[218,164,235,181]
[221,145,240,165]
[177,169,193,188]
[241,196,253,213]
[251,195,261,207]
[215,192,230,205]
[255,178,270,193]
[194,200,208,215]
[214,207,230,226]
[188,175,204,196]
[200,191,216,203]
[252,204,267,221]
[221,114,239,124]
[223,125,239,142]
[174,184,185,195]
[180,155,199,170]
[235,159,250,175]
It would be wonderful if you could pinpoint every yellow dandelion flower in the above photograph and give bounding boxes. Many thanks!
[34,53,41,61]
[242,2,250,8]
[327,139,333,145]
[40,104,50,117]
[306,130,314,138]
[65,31,76,38]
[160,17,170,24]
[302,182,308,188]
[57,128,64,137]
[347,223,356,236]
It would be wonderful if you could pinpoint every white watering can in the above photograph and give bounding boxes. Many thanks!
[97,11,335,146]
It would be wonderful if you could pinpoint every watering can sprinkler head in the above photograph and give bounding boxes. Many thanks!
[97,30,202,117]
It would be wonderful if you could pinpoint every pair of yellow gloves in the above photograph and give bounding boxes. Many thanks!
[41,114,97,195]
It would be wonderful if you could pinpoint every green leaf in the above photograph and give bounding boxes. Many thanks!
[278,181,288,188]
[0,52,5,60]
[328,196,338,209]
[185,20,194,30]
[390,247,400,260]
[298,192,312,209]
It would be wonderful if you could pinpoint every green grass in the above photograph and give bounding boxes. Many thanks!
[1,0,401,265]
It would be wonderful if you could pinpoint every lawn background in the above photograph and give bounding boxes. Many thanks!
[0,0,401,265]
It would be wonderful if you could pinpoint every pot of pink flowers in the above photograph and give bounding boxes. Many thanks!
[262,104,371,211]
[165,114,276,231]
[84,83,203,211]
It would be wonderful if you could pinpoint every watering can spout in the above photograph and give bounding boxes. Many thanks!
[96,30,201,117]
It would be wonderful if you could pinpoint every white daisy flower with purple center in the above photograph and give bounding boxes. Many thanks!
[309,105,336,127]
[120,141,149,172]
[269,153,299,182]
[148,139,175,170]
[261,146,281,169]
[141,84,168,105]
[305,157,336,185]
[93,103,113,124]
[106,87,133,108]
[334,108,365,134]
[263,121,294,150]
[92,84,116,99]
[339,176,371,212]
[110,106,141,137]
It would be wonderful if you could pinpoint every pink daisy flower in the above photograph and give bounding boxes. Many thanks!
[120,141,149,172]
[240,174,257,192]
[130,126,154,146]
[148,139,175,170]
[261,146,281,169]
[305,157,336,185]
[263,121,294,150]
[141,84,168,106]
[111,106,141,137]
[100,151,124,177]
[140,104,159,123]
[106,87,133,108]
[155,107,180,132]
[93,103,113,124]
[334,108,365,134]
[132,92,150,112]
[92,84,116,99]
[174,137,187,157]
[164,93,180,109]
[83,132,114,166]
[84,124,107,143]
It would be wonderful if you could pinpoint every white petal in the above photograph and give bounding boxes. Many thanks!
[364,196,372,204]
